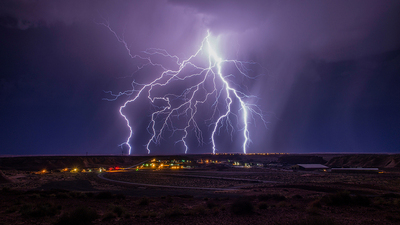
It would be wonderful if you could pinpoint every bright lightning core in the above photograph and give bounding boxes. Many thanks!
[104,30,266,155]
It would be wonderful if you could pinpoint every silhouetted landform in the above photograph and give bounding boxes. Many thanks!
[278,155,326,165]
[0,156,151,171]
[2,154,400,172]
[326,154,400,169]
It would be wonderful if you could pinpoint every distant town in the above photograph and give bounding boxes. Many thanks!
[30,153,380,174]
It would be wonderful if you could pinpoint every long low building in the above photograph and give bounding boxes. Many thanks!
[291,164,329,171]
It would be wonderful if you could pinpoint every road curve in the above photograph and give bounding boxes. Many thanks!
[163,173,279,184]
[97,172,238,191]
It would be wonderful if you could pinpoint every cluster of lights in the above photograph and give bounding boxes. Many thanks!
[213,153,289,155]
[135,158,191,170]
[41,167,121,173]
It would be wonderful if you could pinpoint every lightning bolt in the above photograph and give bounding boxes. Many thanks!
[102,23,266,155]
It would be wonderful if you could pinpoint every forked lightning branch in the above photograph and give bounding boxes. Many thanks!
[103,27,266,155]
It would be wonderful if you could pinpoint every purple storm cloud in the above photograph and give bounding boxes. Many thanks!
[0,0,399,155]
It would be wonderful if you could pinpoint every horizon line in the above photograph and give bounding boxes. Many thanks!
[1,152,399,158]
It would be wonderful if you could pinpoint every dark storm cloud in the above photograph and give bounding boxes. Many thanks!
[170,0,400,61]
[0,0,205,55]
[3,0,399,60]
[0,0,399,154]
[0,0,96,29]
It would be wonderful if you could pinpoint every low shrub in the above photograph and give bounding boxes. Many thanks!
[55,206,99,225]
[386,215,400,222]
[292,194,303,199]
[115,193,126,199]
[56,192,71,199]
[96,191,113,199]
[5,205,19,213]
[141,211,157,218]
[211,207,220,216]
[69,192,87,199]
[102,212,116,221]
[177,194,193,198]
[206,201,217,209]
[381,193,400,199]
[295,216,336,225]
[166,196,173,203]
[77,192,87,199]
[111,205,126,217]
[230,198,254,215]
[305,206,320,215]
[2,187,11,192]
[321,191,351,206]
[321,191,371,207]
[20,203,59,218]
[258,194,286,202]
[68,192,77,198]
[352,195,371,206]
[192,205,206,215]
[258,202,268,210]
[163,207,184,218]
[29,193,41,199]
[86,192,95,198]
[277,201,289,207]
[138,197,149,206]
[309,199,322,209]
[11,199,22,206]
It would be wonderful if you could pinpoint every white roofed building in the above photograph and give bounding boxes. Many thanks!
[291,164,329,171]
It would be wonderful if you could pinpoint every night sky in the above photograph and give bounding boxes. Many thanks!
[1,0,399,155]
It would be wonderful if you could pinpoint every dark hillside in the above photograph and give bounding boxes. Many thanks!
[278,155,326,164]
[326,154,400,169]
[0,156,151,171]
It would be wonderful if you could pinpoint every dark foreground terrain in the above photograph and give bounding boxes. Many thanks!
[0,154,400,225]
